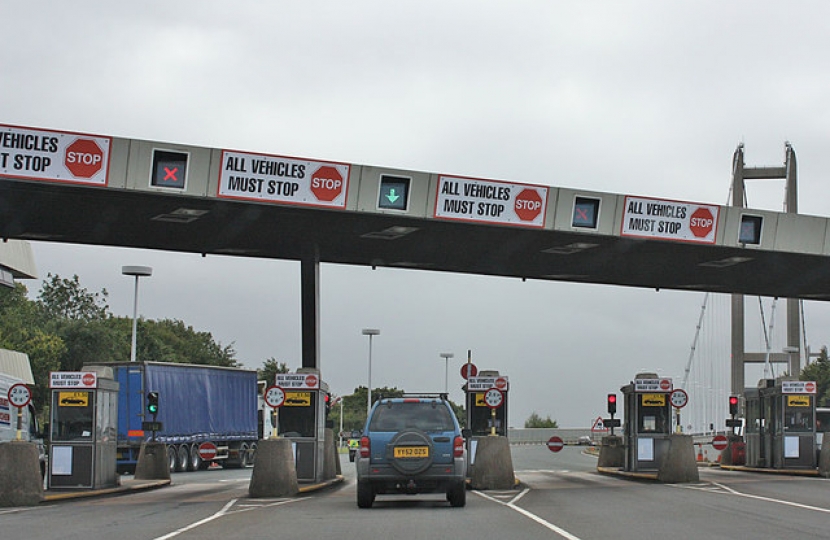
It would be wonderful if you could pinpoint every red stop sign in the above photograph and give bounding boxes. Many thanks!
[689,207,715,238]
[310,166,344,202]
[514,188,543,221]
[305,374,318,388]
[712,435,729,451]
[65,138,104,178]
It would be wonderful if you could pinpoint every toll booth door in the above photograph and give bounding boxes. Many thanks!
[49,389,95,489]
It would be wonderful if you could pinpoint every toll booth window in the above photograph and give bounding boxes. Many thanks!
[150,149,188,189]
[784,396,813,432]
[377,175,411,211]
[52,391,94,441]
[739,214,763,245]
[572,197,600,229]
[638,394,670,433]
[278,395,316,437]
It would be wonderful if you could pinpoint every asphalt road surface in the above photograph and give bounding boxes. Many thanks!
[3,446,829,539]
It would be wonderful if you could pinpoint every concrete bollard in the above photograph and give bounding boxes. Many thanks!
[819,434,830,478]
[134,441,171,480]
[657,434,699,483]
[470,436,515,490]
[248,438,298,498]
[0,441,44,506]
[597,435,624,468]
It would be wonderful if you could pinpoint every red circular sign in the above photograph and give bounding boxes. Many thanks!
[805,381,816,393]
[514,188,543,221]
[460,363,478,380]
[310,165,344,202]
[494,377,507,390]
[659,379,672,391]
[264,385,286,408]
[65,139,104,178]
[547,436,564,453]
[712,434,729,451]
[483,388,504,409]
[669,389,688,409]
[8,383,32,408]
[689,207,715,238]
[198,442,218,460]
[82,373,96,386]
[305,374,318,388]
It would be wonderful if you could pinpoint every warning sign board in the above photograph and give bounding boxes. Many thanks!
[782,381,816,394]
[284,391,312,407]
[591,416,608,433]
[434,175,547,228]
[620,196,719,244]
[641,394,666,407]
[50,371,98,389]
[58,392,89,407]
[0,124,111,186]
[468,376,510,392]
[276,373,320,390]
[217,150,350,209]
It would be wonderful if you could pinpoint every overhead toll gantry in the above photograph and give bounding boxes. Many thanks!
[4,123,830,377]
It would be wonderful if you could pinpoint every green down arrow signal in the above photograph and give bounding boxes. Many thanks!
[385,189,400,203]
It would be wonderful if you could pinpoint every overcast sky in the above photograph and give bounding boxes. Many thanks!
[4,2,830,428]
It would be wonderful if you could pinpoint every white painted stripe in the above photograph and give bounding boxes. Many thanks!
[153,497,304,539]
[475,489,582,540]
[711,482,830,514]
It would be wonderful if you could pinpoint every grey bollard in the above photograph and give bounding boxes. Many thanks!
[134,441,171,480]
[248,438,298,498]
[598,435,624,468]
[657,434,699,483]
[819,434,830,478]
[470,436,515,490]
[0,441,43,506]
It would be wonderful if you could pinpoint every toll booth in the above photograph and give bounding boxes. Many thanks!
[47,369,119,490]
[465,372,509,437]
[621,374,673,472]
[745,379,817,470]
[275,371,333,483]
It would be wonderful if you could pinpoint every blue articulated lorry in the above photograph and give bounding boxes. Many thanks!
[89,361,259,474]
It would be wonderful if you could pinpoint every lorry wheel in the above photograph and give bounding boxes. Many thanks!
[176,445,189,472]
[188,444,201,472]
[167,446,177,473]
[248,443,258,466]
[239,443,250,467]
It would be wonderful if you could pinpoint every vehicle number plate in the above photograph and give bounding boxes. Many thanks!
[394,446,429,458]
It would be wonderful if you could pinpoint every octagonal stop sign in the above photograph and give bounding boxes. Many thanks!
[65,138,104,178]
[514,188,543,222]
[310,165,344,202]
[689,207,715,238]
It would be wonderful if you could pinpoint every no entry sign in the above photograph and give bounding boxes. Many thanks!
[198,442,218,460]
[712,435,729,451]
[547,436,564,453]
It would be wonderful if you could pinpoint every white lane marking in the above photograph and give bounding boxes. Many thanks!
[153,497,304,539]
[475,489,582,540]
[710,482,830,514]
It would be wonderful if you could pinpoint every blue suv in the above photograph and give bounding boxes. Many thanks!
[355,394,467,508]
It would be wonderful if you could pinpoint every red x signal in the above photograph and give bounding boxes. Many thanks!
[163,166,179,182]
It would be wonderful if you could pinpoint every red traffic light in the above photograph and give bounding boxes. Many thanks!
[729,395,739,416]
[607,393,617,415]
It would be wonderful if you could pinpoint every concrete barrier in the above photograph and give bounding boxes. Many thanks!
[0,441,44,506]
[470,436,514,490]
[134,441,171,481]
[248,438,298,497]
[819,433,830,478]
[657,434,699,483]
[597,435,624,468]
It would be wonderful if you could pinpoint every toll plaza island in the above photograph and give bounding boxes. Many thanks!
[6,123,830,500]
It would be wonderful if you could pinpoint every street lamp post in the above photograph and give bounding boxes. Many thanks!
[440,352,455,395]
[122,266,152,363]
[362,328,380,415]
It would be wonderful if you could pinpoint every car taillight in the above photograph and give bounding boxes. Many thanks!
[453,435,464,458]
[360,436,371,458]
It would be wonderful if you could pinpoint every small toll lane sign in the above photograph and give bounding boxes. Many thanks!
[669,389,689,409]
[483,387,504,409]
[265,385,286,408]
[8,383,32,408]
[547,436,564,453]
